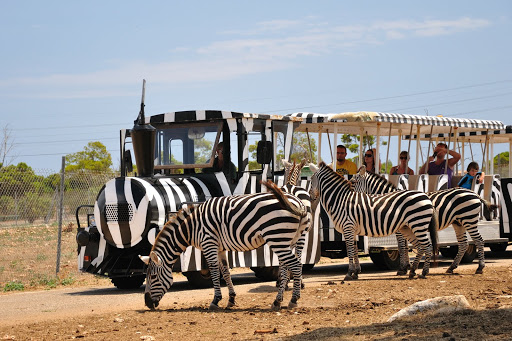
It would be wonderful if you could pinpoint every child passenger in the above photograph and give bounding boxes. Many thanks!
[458,162,484,189]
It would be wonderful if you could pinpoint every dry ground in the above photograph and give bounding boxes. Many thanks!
[1,257,512,340]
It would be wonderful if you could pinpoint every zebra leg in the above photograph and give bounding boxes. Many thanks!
[272,249,302,310]
[419,243,433,279]
[344,232,358,281]
[395,231,411,276]
[446,224,468,274]
[204,251,223,310]
[399,227,421,279]
[218,252,236,308]
[285,255,303,309]
[468,227,486,274]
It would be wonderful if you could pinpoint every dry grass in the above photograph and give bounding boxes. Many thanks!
[0,224,110,292]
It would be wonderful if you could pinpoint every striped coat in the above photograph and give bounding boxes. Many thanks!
[141,181,308,311]
[309,162,438,279]
[350,167,495,274]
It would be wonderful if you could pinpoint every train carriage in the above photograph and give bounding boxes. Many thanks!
[286,111,511,268]
[76,106,323,289]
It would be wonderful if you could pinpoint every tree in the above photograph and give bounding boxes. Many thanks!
[0,124,17,168]
[65,141,113,172]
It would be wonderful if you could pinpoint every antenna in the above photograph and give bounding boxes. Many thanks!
[136,79,146,124]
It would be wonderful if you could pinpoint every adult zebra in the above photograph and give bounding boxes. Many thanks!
[350,166,496,274]
[140,180,309,311]
[309,162,438,280]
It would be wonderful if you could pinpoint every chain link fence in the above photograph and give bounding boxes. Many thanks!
[0,163,118,291]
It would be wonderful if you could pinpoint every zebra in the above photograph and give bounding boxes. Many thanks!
[140,180,309,311]
[350,166,496,274]
[277,159,316,289]
[309,162,438,280]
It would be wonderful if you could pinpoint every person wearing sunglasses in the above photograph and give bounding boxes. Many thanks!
[363,148,379,174]
[389,151,414,175]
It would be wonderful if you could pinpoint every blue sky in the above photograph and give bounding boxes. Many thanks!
[1,1,511,172]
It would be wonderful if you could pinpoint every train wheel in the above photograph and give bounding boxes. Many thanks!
[250,266,279,281]
[490,242,508,254]
[369,250,400,270]
[184,269,213,289]
[111,275,145,290]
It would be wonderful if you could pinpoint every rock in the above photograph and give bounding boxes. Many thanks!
[388,295,471,322]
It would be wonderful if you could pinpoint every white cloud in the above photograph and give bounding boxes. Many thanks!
[0,16,492,99]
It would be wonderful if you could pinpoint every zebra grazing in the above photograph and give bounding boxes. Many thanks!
[350,166,496,274]
[309,162,438,280]
[140,180,309,311]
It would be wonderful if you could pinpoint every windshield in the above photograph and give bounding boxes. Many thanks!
[154,122,223,169]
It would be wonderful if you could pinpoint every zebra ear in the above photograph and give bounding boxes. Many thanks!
[281,159,291,167]
[309,163,318,173]
[358,165,367,175]
[139,255,150,265]
[150,251,162,266]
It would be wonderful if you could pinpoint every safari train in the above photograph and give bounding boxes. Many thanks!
[75,95,512,289]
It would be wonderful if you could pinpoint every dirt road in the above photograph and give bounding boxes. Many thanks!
[1,252,512,340]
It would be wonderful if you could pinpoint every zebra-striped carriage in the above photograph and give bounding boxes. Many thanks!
[75,104,322,290]
[286,112,511,270]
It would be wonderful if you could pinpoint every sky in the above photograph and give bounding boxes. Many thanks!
[1,1,511,173]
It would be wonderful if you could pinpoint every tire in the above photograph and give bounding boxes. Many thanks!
[302,263,315,272]
[490,243,508,254]
[250,266,279,281]
[439,246,458,259]
[184,269,213,289]
[369,250,400,270]
[111,275,145,290]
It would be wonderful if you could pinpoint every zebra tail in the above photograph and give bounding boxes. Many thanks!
[261,180,307,217]
[429,208,440,264]
[479,198,498,221]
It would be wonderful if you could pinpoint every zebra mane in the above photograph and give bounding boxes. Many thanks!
[318,162,354,191]
[151,205,196,252]
[367,171,398,190]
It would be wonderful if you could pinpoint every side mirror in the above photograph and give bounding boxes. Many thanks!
[124,150,133,173]
[257,141,272,164]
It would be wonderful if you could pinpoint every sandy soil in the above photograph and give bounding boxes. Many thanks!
[1,253,512,340]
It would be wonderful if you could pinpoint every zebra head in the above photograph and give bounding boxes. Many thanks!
[282,158,307,186]
[140,251,173,310]
[308,163,320,201]
[139,207,194,310]
[349,166,369,192]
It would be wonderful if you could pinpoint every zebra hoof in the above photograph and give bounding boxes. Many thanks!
[446,268,454,274]
[418,274,426,279]
[344,274,354,281]
[271,301,281,311]
[396,270,407,276]
[209,303,221,311]
[301,282,305,289]
[226,301,236,308]
[408,273,416,279]
[475,269,484,274]
[288,301,298,309]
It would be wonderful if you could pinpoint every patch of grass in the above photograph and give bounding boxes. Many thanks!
[3,281,25,292]
[30,274,58,289]
[36,254,48,261]
[59,275,76,286]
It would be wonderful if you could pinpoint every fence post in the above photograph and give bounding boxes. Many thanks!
[56,156,65,275]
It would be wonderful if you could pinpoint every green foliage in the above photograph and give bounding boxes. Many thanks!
[193,138,214,164]
[340,134,378,154]
[3,281,24,292]
[30,274,58,289]
[59,275,76,286]
[65,141,113,172]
